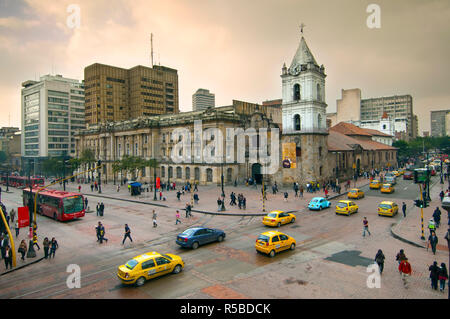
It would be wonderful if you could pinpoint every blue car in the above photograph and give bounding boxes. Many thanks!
[176,227,226,249]
[308,197,331,210]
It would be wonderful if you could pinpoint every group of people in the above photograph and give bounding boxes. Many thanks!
[224,192,247,210]
[96,202,105,216]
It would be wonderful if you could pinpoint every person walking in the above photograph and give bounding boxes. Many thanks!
[32,232,40,251]
[0,234,7,260]
[362,217,371,237]
[122,224,133,244]
[96,222,102,242]
[78,185,81,193]
[14,220,19,238]
[439,263,448,292]
[217,197,222,210]
[49,237,58,258]
[429,261,440,290]
[194,193,199,204]
[4,245,12,270]
[299,185,304,198]
[175,210,181,225]
[43,237,50,259]
[398,258,412,288]
[428,218,436,236]
[396,249,407,265]
[427,231,439,255]
[99,224,108,243]
[402,202,407,218]
[100,202,105,216]
[9,209,15,223]
[375,249,385,274]
[284,192,288,202]
[153,213,158,228]
[432,207,441,228]
[91,184,94,192]
[185,203,192,218]
[84,197,88,210]
[96,203,100,217]
[18,240,27,261]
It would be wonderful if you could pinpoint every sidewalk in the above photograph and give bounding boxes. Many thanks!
[56,179,371,216]
[391,177,449,250]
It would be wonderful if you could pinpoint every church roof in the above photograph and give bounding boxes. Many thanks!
[381,111,389,119]
[330,122,372,137]
[361,128,393,137]
[289,36,318,69]
[328,130,397,151]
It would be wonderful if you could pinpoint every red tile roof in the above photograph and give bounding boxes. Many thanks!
[330,122,372,136]
[328,130,397,151]
[361,128,393,137]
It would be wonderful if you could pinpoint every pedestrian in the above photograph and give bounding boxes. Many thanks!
[18,240,27,261]
[5,214,10,227]
[4,245,12,270]
[432,207,441,228]
[91,184,94,192]
[427,231,438,255]
[32,232,40,251]
[175,210,181,225]
[14,220,19,238]
[439,263,448,292]
[122,224,133,244]
[194,193,199,204]
[299,185,304,198]
[99,224,108,243]
[117,185,120,192]
[324,188,328,199]
[49,237,58,258]
[375,249,385,274]
[243,196,246,210]
[194,183,198,192]
[217,197,222,210]
[95,222,102,242]
[9,209,15,223]
[153,213,157,228]
[398,258,412,288]
[429,261,440,290]
[0,234,7,259]
[185,203,192,218]
[428,218,436,236]
[284,192,288,202]
[362,217,371,237]
[100,202,105,216]
[78,185,81,192]
[84,197,88,210]
[96,203,100,217]
[396,249,407,265]
[43,237,50,259]
[402,202,407,217]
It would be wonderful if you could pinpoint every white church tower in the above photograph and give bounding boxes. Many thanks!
[278,28,330,185]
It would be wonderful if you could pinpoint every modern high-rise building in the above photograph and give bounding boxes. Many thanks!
[430,109,450,137]
[21,74,85,170]
[192,88,215,111]
[84,63,179,125]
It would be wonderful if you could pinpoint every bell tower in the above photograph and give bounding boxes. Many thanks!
[279,27,329,185]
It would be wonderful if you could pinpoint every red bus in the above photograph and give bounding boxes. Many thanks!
[23,188,85,221]
[2,176,44,188]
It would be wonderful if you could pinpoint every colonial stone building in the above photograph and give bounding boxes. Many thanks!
[74,33,397,186]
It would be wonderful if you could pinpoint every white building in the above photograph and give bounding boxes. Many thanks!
[192,88,215,111]
[21,74,85,171]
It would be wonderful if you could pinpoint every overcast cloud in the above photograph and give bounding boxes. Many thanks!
[0,0,449,133]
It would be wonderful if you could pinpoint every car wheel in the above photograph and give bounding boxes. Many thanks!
[290,243,296,250]
[291,218,295,223]
[319,206,322,211]
[269,250,276,258]
[136,277,146,287]
[53,213,57,221]
[217,235,224,242]
[192,242,199,249]
[172,264,182,274]
[277,222,281,228]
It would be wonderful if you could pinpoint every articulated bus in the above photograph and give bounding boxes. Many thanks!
[23,188,85,221]
[1,176,45,188]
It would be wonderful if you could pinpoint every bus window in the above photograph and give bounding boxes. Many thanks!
[63,196,84,214]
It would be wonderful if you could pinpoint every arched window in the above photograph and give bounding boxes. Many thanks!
[161,166,165,178]
[206,168,213,182]
[176,166,182,179]
[317,83,321,101]
[317,114,322,129]
[168,166,173,178]
[293,84,300,101]
[227,168,232,182]
[294,114,301,131]
[194,167,200,181]
[185,167,190,180]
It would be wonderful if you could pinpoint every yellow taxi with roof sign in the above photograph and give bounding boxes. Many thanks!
[117,251,184,286]
[262,210,296,227]
[380,183,394,193]
[369,180,381,189]
[378,201,398,217]
[347,188,365,199]
[335,200,359,216]
[255,231,296,257]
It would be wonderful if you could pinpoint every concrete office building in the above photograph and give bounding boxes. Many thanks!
[21,74,85,172]
[84,63,179,125]
[192,89,215,111]
[430,109,450,137]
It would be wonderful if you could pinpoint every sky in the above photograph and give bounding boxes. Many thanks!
[0,0,449,134]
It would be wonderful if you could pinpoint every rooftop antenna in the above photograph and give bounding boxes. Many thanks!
[150,33,154,67]
[300,22,306,36]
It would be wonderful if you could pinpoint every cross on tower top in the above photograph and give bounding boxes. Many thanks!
[300,23,305,35]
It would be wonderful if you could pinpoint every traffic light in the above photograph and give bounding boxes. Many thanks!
[413,171,418,183]
[423,199,429,208]
[414,199,423,208]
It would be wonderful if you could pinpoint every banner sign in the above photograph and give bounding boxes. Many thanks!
[156,177,161,189]
[18,206,30,228]
[282,142,296,169]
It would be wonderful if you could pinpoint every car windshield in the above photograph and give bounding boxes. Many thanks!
[125,259,139,270]
[63,196,84,214]
[379,204,392,209]
[257,235,270,243]
[310,199,318,203]
[336,202,348,208]
[162,254,172,260]
[350,190,357,193]
[372,181,379,183]
[382,185,390,188]
[267,213,277,218]
[182,229,196,236]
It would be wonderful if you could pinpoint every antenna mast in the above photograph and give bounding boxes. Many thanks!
[151,33,154,67]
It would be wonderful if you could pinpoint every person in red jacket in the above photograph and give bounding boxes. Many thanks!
[399,258,412,288]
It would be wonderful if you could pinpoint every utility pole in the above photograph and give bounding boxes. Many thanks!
[419,183,425,240]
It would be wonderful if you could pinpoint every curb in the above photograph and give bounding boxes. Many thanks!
[0,257,45,276]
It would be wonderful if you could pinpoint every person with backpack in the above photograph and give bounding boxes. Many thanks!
[49,237,58,258]
[399,258,412,288]
[432,207,441,228]
[375,249,385,274]
[396,249,407,265]
[18,240,27,261]
[122,224,133,244]
[427,231,439,255]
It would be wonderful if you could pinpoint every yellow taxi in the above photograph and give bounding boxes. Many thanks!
[392,171,400,177]
[335,200,359,216]
[398,168,405,175]
[117,251,184,286]
[380,183,394,193]
[255,231,296,257]
[347,188,365,199]
[262,210,296,227]
[369,180,381,189]
[378,201,398,217]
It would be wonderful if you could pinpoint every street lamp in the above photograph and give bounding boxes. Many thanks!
[26,159,36,258]
[97,160,102,194]
[153,165,157,201]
